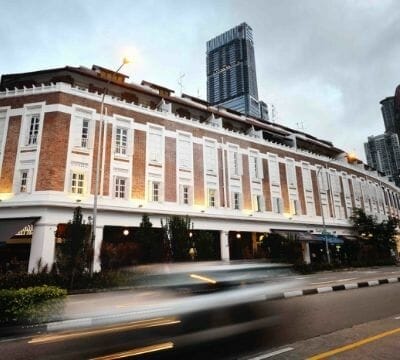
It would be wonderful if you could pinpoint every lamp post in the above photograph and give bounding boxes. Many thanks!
[90,58,130,276]
[314,152,358,264]
[316,162,332,264]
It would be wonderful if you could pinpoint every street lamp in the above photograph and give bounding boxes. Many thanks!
[90,58,131,276]
[314,152,358,264]
[316,161,333,264]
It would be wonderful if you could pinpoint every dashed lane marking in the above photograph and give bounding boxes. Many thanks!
[248,347,294,359]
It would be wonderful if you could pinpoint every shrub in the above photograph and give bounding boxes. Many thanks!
[0,286,66,325]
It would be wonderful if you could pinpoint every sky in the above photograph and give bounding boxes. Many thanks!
[1,0,400,161]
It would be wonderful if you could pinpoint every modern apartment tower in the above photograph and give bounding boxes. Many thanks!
[207,23,262,119]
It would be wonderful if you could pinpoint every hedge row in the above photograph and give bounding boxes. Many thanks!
[0,286,67,325]
[0,271,136,291]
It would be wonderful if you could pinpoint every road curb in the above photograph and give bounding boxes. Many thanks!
[281,276,400,299]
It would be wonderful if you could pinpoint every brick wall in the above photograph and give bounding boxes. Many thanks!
[0,116,21,192]
[279,162,290,213]
[296,166,307,215]
[36,112,70,191]
[132,130,146,200]
[311,169,321,217]
[193,143,204,206]
[262,159,272,211]
[164,137,176,202]
[102,123,113,196]
[242,154,252,210]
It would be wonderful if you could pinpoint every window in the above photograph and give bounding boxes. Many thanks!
[249,151,262,180]
[81,119,90,148]
[286,159,297,188]
[115,127,128,155]
[71,172,85,194]
[302,163,313,191]
[204,139,217,173]
[148,126,163,163]
[19,170,29,193]
[229,146,241,177]
[150,181,161,202]
[268,155,280,186]
[273,197,283,214]
[253,194,263,212]
[178,133,192,169]
[114,177,127,199]
[27,114,40,145]
[292,199,301,215]
[208,188,217,207]
[232,192,241,210]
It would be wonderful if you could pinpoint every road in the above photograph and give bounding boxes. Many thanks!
[0,267,399,359]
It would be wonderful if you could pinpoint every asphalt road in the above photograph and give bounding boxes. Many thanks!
[1,280,399,359]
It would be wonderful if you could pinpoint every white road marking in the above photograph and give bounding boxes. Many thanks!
[317,287,333,293]
[395,316,400,320]
[248,347,294,359]
[368,280,379,286]
[344,283,358,290]
[284,290,303,298]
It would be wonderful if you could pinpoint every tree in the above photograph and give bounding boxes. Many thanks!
[135,214,163,263]
[195,231,217,260]
[55,207,91,288]
[350,207,398,263]
[161,215,193,261]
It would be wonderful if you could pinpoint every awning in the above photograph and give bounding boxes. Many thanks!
[0,217,40,243]
[315,234,344,244]
[339,235,359,241]
[270,230,321,242]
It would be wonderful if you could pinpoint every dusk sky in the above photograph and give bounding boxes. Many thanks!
[1,0,400,161]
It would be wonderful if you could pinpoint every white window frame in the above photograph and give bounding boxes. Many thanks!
[19,169,31,193]
[204,138,218,174]
[268,154,280,187]
[150,181,162,202]
[177,132,193,170]
[286,158,297,189]
[272,197,283,214]
[115,127,128,156]
[147,125,164,164]
[114,176,127,199]
[71,171,85,195]
[207,188,217,208]
[26,114,40,146]
[252,194,264,212]
[232,191,241,210]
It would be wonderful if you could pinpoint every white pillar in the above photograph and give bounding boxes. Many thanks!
[220,230,230,261]
[28,224,56,273]
[302,241,311,264]
[93,226,104,272]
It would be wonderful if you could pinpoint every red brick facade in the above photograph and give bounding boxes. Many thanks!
[36,112,70,191]
[132,130,146,199]
[164,137,176,202]
[0,116,21,192]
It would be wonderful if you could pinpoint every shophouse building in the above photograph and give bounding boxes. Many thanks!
[1,64,400,272]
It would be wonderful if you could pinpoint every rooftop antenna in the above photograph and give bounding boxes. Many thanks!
[178,73,185,96]
[296,120,305,131]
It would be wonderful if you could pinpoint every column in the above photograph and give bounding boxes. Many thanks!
[302,241,311,264]
[220,230,230,261]
[93,226,104,272]
[28,224,56,272]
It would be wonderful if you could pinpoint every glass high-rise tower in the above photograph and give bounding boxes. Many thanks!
[207,23,261,118]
